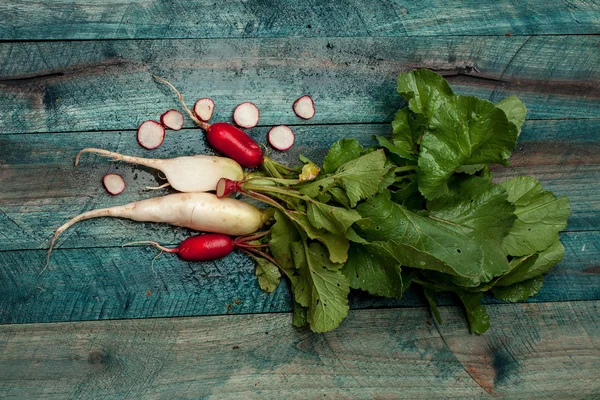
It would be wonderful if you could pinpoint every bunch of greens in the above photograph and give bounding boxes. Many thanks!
[243,69,570,334]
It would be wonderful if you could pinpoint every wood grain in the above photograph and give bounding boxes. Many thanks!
[0,36,598,136]
[0,120,597,252]
[1,0,599,40]
[0,230,597,324]
[0,302,597,399]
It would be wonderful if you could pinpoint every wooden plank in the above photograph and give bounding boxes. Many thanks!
[0,120,597,252]
[0,36,598,135]
[1,0,599,40]
[0,301,597,399]
[0,230,597,324]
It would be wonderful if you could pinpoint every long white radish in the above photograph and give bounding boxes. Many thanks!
[47,192,267,263]
[76,148,244,193]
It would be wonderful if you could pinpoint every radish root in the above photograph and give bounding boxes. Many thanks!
[122,240,178,253]
[145,183,171,190]
[75,148,158,168]
[152,74,210,130]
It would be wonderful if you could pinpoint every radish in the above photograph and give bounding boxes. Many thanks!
[103,174,125,195]
[47,192,268,263]
[126,230,272,262]
[268,125,295,151]
[194,98,215,122]
[293,95,315,119]
[137,120,165,149]
[160,110,184,130]
[152,75,264,168]
[233,102,260,128]
[76,148,244,193]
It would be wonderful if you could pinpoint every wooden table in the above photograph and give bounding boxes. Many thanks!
[0,1,599,398]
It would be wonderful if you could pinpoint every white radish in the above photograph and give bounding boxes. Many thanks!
[137,120,166,149]
[103,174,126,195]
[268,125,295,151]
[76,148,244,193]
[47,192,267,263]
[233,102,260,128]
[194,98,215,122]
[293,95,315,119]
[160,110,184,130]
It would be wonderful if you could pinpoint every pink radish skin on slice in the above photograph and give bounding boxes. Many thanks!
[233,102,260,128]
[103,174,126,195]
[137,120,165,149]
[160,110,184,130]
[268,125,295,151]
[293,95,315,119]
[194,98,215,122]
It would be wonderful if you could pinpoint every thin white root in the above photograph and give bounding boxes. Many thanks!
[75,148,157,169]
[145,183,171,190]
[152,74,210,130]
[122,240,177,253]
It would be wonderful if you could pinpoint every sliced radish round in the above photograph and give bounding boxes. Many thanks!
[160,110,184,130]
[293,95,315,119]
[194,98,215,122]
[233,102,260,128]
[103,174,126,195]
[137,120,165,149]
[268,125,295,151]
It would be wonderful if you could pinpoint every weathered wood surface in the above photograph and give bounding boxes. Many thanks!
[0,36,598,136]
[1,0,599,40]
[0,302,598,399]
[0,230,597,324]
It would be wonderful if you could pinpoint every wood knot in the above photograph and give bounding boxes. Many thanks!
[88,350,108,365]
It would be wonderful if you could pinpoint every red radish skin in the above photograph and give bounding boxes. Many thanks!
[216,178,241,198]
[103,174,126,195]
[207,123,263,168]
[268,125,295,151]
[159,234,235,261]
[194,98,215,122]
[233,102,260,128]
[293,95,315,120]
[160,110,184,130]
[137,120,165,149]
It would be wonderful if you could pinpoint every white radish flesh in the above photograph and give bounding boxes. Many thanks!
[233,102,260,128]
[137,120,165,149]
[160,110,184,130]
[268,125,295,151]
[103,174,126,195]
[293,95,315,119]
[76,148,244,193]
[48,192,266,262]
[194,98,215,122]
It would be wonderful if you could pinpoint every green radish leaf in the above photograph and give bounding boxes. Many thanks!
[423,288,442,324]
[307,202,363,235]
[291,212,349,264]
[500,176,570,256]
[292,300,309,327]
[496,95,527,135]
[456,292,490,334]
[496,240,565,286]
[492,276,544,302]
[323,138,363,173]
[254,257,281,293]
[269,210,300,271]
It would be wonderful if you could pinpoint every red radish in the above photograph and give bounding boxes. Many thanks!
[76,148,244,193]
[103,174,125,195]
[160,110,184,130]
[233,102,260,128]
[207,123,263,168]
[293,95,315,119]
[268,125,295,151]
[47,192,268,264]
[216,178,241,198]
[194,98,215,122]
[137,120,165,149]
[153,75,264,168]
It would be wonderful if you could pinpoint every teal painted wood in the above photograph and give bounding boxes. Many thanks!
[0,230,597,324]
[0,36,598,136]
[0,120,597,252]
[0,302,598,398]
[1,0,599,40]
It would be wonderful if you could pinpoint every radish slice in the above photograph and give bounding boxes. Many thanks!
[137,120,165,149]
[268,125,295,151]
[160,110,184,130]
[194,98,215,122]
[103,174,125,195]
[293,95,315,119]
[233,102,260,128]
